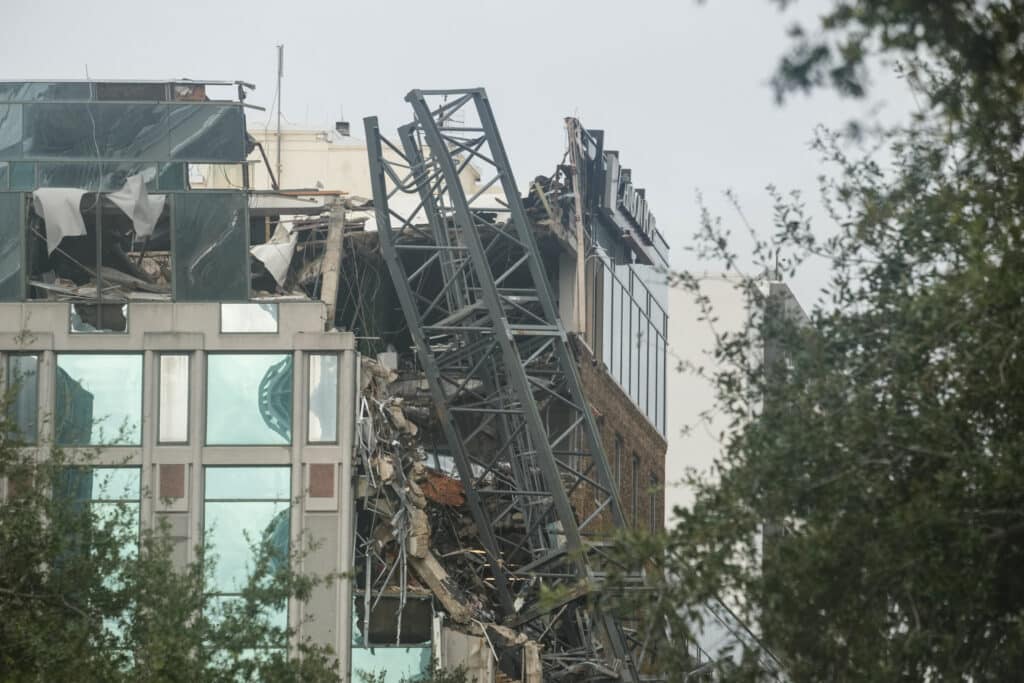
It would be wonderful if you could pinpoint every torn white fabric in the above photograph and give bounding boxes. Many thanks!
[107,173,166,238]
[32,188,88,254]
[249,223,298,287]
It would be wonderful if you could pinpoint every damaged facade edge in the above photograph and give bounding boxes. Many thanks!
[0,80,676,682]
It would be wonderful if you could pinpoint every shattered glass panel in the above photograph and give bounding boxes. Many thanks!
[10,162,33,190]
[308,354,338,443]
[23,103,168,160]
[71,304,129,333]
[0,82,93,101]
[220,303,278,333]
[173,192,248,301]
[55,353,142,446]
[0,104,21,159]
[37,162,157,192]
[6,354,38,444]
[206,354,293,445]
[0,192,23,300]
[158,354,190,444]
[168,105,245,161]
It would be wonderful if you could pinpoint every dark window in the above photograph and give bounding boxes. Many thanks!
[631,454,639,525]
[649,474,659,533]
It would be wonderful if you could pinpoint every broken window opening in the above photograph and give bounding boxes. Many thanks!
[27,189,172,305]
[220,303,278,333]
[353,594,433,647]
[70,303,128,333]
[186,163,247,190]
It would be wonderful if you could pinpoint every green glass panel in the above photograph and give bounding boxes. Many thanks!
[168,104,245,161]
[206,354,292,445]
[10,162,34,190]
[173,192,248,301]
[55,354,142,445]
[0,192,23,299]
[23,102,168,160]
[0,104,20,159]
[0,82,92,101]
[158,162,184,190]
[0,162,9,190]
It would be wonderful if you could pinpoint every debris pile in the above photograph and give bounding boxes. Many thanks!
[356,358,543,681]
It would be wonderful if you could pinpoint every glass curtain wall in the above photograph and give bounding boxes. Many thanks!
[595,256,667,434]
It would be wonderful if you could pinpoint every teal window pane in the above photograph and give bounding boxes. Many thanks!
[6,354,37,443]
[308,354,338,443]
[158,162,185,190]
[203,466,291,643]
[351,647,431,682]
[0,162,7,189]
[10,162,34,190]
[55,354,142,445]
[0,104,20,159]
[206,354,292,445]
[0,192,23,300]
[168,105,245,161]
[205,501,289,592]
[0,82,93,101]
[205,467,291,500]
[173,192,248,301]
[23,103,168,160]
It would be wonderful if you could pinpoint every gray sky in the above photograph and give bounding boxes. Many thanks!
[2,0,912,306]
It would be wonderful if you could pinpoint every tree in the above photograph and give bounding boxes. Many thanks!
[607,1,1024,680]
[0,392,339,682]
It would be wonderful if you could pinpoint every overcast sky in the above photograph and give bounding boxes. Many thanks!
[2,0,912,306]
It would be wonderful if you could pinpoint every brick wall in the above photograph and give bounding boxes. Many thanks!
[573,338,666,533]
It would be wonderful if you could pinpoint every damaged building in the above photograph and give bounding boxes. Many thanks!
[0,82,669,681]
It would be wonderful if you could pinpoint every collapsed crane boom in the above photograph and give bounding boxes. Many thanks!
[364,88,640,681]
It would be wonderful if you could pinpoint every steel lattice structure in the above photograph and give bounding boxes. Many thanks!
[364,89,642,681]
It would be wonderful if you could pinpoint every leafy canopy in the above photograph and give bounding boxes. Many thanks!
[608,1,1024,681]
[0,394,339,683]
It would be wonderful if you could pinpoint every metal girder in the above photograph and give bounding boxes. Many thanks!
[365,88,640,681]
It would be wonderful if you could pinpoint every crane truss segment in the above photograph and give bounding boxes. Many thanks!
[364,87,640,681]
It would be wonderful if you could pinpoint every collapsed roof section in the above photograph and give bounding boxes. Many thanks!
[0,79,339,323]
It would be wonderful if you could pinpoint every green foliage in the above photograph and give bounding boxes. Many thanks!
[605,2,1024,681]
[0,392,339,682]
